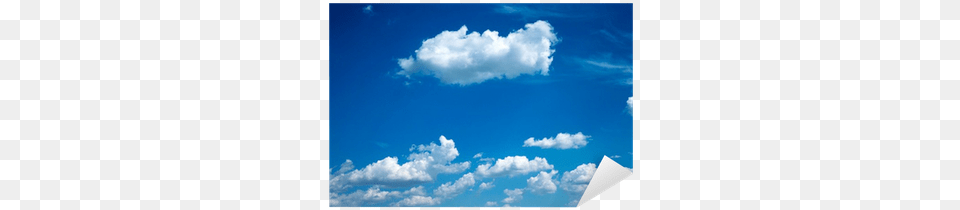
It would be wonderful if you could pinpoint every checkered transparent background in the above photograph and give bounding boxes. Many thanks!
[1,0,957,209]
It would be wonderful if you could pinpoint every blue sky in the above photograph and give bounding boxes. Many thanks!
[329,4,632,207]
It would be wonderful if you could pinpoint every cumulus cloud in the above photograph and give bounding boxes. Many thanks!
[397,20,559,85]
[475,156,554,178]
[560,163,597,194]
[522,132,590,149]
[473,153,483,158]
[478,182,495,192]
[331,186,426,207]
[331,136,470,191]
[393,195,441,207]
[433,173,476,198]
[502,188,524,204]
[526,170,559,194]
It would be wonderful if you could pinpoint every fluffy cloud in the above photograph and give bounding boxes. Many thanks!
[433,173,476,198]
[475,156,554,178]
[627,96,634,115]
[502,188,524,204]
[397,20,559,85]
[331,186,426,207]
[331,136,471,191]
[393,195,441,207]
[560,163,597,194]
[522,132,590,149]
[473,153,483,158]
[478,182,495,192]
[526,170,559,194]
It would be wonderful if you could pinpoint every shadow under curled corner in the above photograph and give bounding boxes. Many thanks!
[577,156,634,206]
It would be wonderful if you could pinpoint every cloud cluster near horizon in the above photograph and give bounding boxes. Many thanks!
[398,21,559,85]
[331,135,600,207]
[330,136,470,191]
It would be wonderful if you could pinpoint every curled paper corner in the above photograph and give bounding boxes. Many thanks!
[577,155,634,207]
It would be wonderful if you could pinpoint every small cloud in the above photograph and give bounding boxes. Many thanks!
[363,5,373,15]
[523,132,590,149]
[610,155,622,159]
[479,157,495,162]
[475,156,554,178]
[485,201,498,206]
[627,96,634,116]
[478,182,495,192]
[392,195,440,207]
[473,153,483,158]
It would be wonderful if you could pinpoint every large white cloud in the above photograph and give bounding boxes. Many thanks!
[433,173,476,198]
[331,186,426,207]
[475,156,554,178]
[523,132,590,149]
[397,20,559,85]
[331,136,471,191]
[526,170,559,194]
[560,163,597,194]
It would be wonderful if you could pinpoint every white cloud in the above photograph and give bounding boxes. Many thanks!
[526,170,559,194]
[478,182,495,192]
[393,195,441,207]
[433,173,476,198]
[475,156,554,178]
[627,96,634,115]
[331,136,471,191]
[502,188,524,204]
[363,5,373,14]
[334,159,355,175]
[473,152,483,158]
[397,20,558,85]
[485,201,498,206]
[331,186,425,207]
[560,163,597,194]
[522,132,590,149]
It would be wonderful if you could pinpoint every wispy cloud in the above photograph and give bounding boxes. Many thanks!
[501,188,524,204]
[494,5,568,19]
[363,5,373,15]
